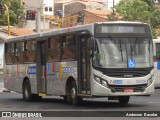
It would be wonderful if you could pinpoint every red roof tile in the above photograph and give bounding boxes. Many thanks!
[0,27,35,37]
[84,10,122,19]
[10,28,34,36]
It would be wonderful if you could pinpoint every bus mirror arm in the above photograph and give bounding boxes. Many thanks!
[88,38,94,50]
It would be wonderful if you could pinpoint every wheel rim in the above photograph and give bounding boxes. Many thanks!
[24,87,29,99]
[71,87,76,100]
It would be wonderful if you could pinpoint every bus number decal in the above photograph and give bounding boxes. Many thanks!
[62,66,74,74]
[110,80,122,85]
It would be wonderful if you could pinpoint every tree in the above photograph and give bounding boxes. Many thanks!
[0,0,24,26]
[116,0,160,38]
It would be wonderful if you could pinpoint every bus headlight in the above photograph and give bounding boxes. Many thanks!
[94,75,108,87]
[94,76,101,83]
[147,76,154,87]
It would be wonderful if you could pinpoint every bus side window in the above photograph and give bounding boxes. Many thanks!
[24,40,36,63]
[14,42,24,63]
[155,43,160,60]
[47,36,60,62]
[5,43,14,64]
[61,34,77,61]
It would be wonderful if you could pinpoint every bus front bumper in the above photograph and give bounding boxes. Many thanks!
[91,80,154,96]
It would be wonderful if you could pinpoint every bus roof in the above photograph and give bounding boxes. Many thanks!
[5,21,149,43]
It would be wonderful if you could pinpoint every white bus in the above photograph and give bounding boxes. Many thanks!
[4,21,154,105]
[153,39,160,88]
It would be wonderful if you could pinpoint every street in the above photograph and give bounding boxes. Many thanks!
[1,91,160,120]
[0,90,160,111]
[0,75,160,120]
[0,74,159,111]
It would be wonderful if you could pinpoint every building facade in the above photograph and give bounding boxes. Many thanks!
[54,0,106,17]
[62,9,122,28]
[43,0,54,15]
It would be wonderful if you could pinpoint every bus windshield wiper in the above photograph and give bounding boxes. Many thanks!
[119,40,123,61]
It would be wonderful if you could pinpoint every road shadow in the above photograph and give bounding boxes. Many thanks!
[0,92,148,110]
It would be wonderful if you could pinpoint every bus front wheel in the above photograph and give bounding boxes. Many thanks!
[68,81,82,105]
[118,96,130,104]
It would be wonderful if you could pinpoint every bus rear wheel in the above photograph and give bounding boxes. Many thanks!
[23,80,42,102]
[67,81,82,105]
[23,80,32,102]
[118,96,130,104]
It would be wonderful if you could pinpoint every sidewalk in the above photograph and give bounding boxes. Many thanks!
[0,75,11,92]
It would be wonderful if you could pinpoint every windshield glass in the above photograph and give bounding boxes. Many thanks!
[93,37,153,68]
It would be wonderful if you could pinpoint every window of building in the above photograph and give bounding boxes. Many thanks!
[97,8,101,10]
[49,7,52,12]
[45,7,48,11]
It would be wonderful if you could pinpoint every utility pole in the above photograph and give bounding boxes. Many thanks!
[113,0,115,21]
[36,0,41,33]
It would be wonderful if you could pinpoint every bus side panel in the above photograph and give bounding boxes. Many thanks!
[4,64,38,94]
[46,61,77,95]
[26,64,37,94]
[4,65,17,92]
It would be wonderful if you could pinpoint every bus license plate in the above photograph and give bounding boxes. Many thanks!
[124,88,134,92]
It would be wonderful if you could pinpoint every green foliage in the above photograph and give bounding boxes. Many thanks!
[0,0,24,26]
[115,0,160,38]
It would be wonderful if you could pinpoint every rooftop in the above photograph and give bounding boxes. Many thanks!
[84,10,122,19]
[55,0,105,5]
[0,27,35,41]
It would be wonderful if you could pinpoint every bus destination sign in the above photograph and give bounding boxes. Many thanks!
[95,25,146,34]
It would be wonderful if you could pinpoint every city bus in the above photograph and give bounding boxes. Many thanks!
[4,21,154,105]
[153,39,160,88]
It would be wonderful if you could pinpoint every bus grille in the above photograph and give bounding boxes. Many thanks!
[106,69,150,78]
[109,84,147,92]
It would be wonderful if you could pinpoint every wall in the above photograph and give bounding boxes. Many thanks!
[62,10,106,28]
[43,0,54,15]
[64,2,86,16]
[107,0,120,10]
[25,19,50,31]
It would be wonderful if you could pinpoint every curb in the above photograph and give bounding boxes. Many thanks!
[2,89,11,92]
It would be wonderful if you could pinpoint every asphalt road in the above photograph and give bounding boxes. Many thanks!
[0,90,160,111]
[0,91,160,120]
[0,74,160,119]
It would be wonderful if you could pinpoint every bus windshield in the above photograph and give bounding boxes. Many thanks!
[93,37,153,68]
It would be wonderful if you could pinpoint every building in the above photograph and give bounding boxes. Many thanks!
[107,0,121,10]
[43,0,54,15]
[90,0,121,10]
[54,0,106,17]
[62,9,122,28]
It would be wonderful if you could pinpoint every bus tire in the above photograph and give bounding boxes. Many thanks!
[23,80,32,102]
[32,94,42,101]
[63,96,67,102]
[118,96,130,104]
[69,81,82,105]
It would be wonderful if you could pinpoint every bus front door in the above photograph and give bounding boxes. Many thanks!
[37,41,47,94]
[78,35,91,95]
